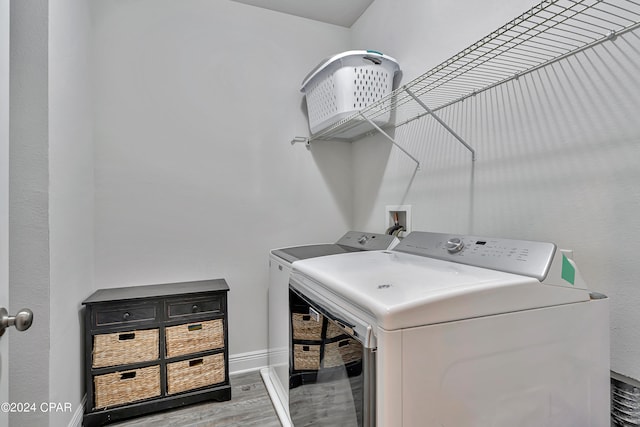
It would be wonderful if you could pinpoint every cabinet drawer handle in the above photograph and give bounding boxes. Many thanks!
[122,312,130,320]
[191,305,199,313]
[189,358,203,367]
[120,372,136,380]
[188,324,202,332]
[119,333,135,340]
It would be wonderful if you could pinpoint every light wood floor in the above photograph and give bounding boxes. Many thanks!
[112,371,281,427]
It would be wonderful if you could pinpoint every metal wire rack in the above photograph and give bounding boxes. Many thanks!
[300,0,640,159]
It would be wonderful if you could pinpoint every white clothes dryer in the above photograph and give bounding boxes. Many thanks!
[289,231,610,427]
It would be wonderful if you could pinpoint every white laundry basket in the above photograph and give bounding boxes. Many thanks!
[301,50,400,136]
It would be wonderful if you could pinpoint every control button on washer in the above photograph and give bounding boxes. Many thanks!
[445,237,464,253]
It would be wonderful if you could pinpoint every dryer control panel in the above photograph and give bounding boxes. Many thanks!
[337,231,399,251]
[395,231,556,281]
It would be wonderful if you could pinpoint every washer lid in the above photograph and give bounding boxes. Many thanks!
[271,231,399,264]
[291,250,591,331]
[272,244,360,264]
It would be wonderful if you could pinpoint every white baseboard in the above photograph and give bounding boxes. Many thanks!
[68,349,268,427]
[68,396,85,427]
[260,367,292,427]
[229,348,268,375]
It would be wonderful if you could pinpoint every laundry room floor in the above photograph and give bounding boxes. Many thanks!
[111,371,280,427]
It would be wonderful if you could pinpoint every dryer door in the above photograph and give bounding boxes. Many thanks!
[289,287,375,427]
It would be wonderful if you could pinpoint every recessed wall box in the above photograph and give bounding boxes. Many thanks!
[385,205,411,238]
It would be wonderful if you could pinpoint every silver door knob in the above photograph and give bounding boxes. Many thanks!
[0,307,34,337]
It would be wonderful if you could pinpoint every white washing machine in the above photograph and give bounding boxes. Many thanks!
[288,231,610,427]
[261,231,399,426]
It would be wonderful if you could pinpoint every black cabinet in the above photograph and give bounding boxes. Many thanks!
[82,279,231,426]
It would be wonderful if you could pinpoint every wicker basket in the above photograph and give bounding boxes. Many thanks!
[165,319,224,358]
[325,321,342,339]
[92,329,159,368]
[93,365,161,409]
[291,313,323,341]
[323,338,362,368]
[167,353,225,395]
[293,344,321,371]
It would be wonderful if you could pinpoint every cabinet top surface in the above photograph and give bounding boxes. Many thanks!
[82,278,229,304]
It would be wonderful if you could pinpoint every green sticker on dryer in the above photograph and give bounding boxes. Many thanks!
[561,254,575,285]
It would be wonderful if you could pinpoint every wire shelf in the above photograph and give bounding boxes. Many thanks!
[309,0,640,142]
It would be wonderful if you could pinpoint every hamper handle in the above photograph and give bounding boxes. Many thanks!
[187,324,202,332]
[118,333,135,340]
[120,372,136,380]
[363,55,382,65]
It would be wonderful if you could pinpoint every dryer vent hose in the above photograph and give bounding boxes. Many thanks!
[386,212,405,237]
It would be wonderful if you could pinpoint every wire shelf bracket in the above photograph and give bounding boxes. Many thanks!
[358,113,421,170]
[403,87,476,161]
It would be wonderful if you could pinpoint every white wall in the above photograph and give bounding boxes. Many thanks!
[90,0,352,358]
[9,0,50,425]
[6,1,93,426]
[0,1,10,424]
[351,0,640,381]
[49,0,94,425]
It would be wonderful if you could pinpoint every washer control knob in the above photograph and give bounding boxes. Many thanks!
[445,237,464,253]
[358,235,369,245]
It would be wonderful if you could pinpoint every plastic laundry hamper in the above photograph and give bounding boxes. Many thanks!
[300,50,400,136]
